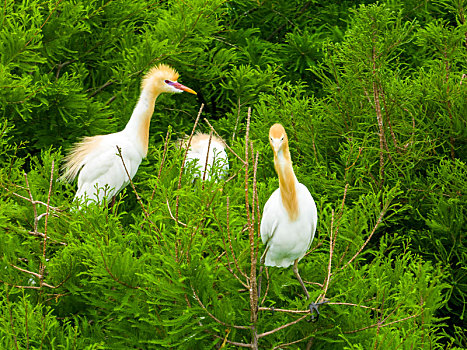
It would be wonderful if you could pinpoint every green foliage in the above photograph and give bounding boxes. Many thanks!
[1,0,466,348]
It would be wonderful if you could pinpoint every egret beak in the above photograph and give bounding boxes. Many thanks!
[271,140,281,153]
[166,80,197,95]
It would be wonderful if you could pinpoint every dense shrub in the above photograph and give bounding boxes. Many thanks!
[1,0,465,348]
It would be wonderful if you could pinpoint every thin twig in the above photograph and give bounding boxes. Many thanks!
[204,118,246,165]
[232,96,242,141]
[39,161,54,286]
[202,131,213,188]
[166,198,187,227]
[226,197,248,279]
[191,285,251,330]
[344,313,421,334]
[2,186,60,211]
[150,128,171,201]
[116,146,161,236]
[272,332,316,350]
[257,314,309,338]
[341,207,387,271]
[23,174,38,233]
[176,104,204,221]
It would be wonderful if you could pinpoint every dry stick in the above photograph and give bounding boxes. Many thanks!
[344,313,421,334]
[259,267,270,305]
[115,146,161,237]
[1,186,60,211]
[232,96,242,141]
[371,47,387,185]
[201,130,213,189]
[226,197,248,280]
[83,215,140,290]
[224,167,242,183]
[204,118,246,165]
[6,265,57,289]
[257,314,309,338]
[208,332,253,348]
[243,108,259,349]
[251,151,259,279]
[175,104,204,220]
[258,302,380,314]
[23,0,63,49]
[317,184,348,303]
[27,231,66,245]
[191,285,250,330]
[39,161,54,289]
[272,331,316,350]
[173,104,204,263]
[341,207,387,271]
[6,292,20,350]
[23,174,38,233]
[150,128,171,201]
[166,198,187,227]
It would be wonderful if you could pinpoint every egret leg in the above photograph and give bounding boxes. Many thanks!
[293,259,309,300]
[307,299,329,322]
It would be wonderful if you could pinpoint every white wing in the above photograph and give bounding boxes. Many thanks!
[74,133,142,205]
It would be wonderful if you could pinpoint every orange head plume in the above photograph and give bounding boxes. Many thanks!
[269,123,289,155]
[141,63,197,95]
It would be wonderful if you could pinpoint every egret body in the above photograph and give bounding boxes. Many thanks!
[181,133,229,181]
[260,123,318,313]
[63,64,196,206]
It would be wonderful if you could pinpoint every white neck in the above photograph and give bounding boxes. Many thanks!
[123,88,160,157]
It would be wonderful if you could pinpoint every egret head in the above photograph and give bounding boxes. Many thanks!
[269,123,288,154]
[142,64,197,95]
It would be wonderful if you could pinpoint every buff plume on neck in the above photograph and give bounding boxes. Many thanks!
[269,124,299,221]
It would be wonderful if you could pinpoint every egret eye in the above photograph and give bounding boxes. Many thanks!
[164,80,170,84]
[280,136,284,141]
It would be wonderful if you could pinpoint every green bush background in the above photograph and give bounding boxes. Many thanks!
[0,0,465,348]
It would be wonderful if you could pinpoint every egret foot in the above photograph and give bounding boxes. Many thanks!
[307,300,329,322]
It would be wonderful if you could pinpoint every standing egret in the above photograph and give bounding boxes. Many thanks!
[259,123,321,320]
[180,132,229,181]
[62,64,196,207]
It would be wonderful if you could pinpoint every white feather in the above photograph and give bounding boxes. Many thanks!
[261,182,317,267]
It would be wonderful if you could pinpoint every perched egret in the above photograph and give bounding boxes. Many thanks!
[259,123,321,320]
[180,132,229,181]
[62,64,196,207]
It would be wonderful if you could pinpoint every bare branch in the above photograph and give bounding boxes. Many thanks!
[39,160,55,286]
[204,118,246,165]
[344,313,421,334]
[257,314,309,338]
[176,104,204,220]
[201,131,213,188]
[166,198,187,227]
[191,285,251,330]
[341,207,387,271]
[150,128,171,201]
[226,197,248,279]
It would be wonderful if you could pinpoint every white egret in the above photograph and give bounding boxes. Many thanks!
[62,64,196,207]
[259,123,321,320]
[180,132,229,181]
